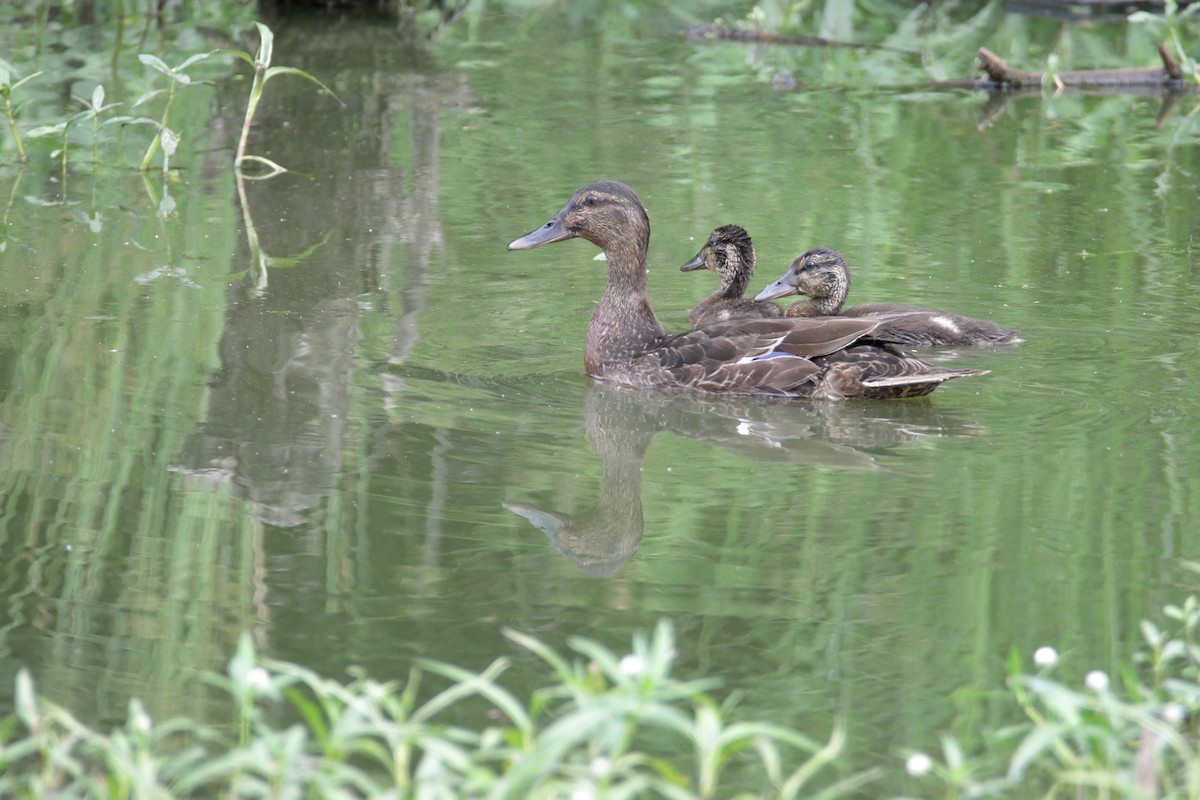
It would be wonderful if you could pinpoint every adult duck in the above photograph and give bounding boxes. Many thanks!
[680,224,782,327]
[507,181,986,400]
[756,247,1021,347]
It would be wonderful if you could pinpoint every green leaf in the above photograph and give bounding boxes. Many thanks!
[254,21,275,66]
[133,89,166,108]
[177,50,219,71]
[138,53,173,75]
[160,127,179,157]
[228,631,258,687]
[263,66,341,103]
[504,627,575,681]
[12,70,44,91]
[1008,723,1067,779]
[222,49,258,68]
[26,124,65,138]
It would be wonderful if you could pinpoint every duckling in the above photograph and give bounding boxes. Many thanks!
[507,181,987,400]
[756,247,1020,347]
[680,224,782,327]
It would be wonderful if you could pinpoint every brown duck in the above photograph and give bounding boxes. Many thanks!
[756,246,1021,347]
[680,224,782,327]
[507,181,987,400]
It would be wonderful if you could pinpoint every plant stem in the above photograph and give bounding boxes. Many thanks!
[3,96,27,163]
[235,63,267,168]
[140,77,176,171]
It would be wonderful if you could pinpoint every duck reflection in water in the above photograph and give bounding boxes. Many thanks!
[505,383,985,577]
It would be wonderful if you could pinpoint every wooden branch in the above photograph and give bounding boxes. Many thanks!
[978,44,1185,88]
[683,25,867,49]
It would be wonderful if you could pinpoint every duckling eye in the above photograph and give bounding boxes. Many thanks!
[585,194,599,206]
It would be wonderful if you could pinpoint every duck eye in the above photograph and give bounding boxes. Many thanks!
[585,194,599,206]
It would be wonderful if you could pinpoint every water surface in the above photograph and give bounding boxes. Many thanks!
[2,3,1200,787]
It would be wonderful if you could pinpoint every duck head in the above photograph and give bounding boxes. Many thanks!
[681,224,755,277]
[507,181,650,253]
[755,246,850,313]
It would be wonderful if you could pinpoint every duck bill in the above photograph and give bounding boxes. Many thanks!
[508,210,575,250]
[679,249,706,272]
[754,275,800,301]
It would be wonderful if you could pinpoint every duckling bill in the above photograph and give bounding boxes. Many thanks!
[508,181,988,400]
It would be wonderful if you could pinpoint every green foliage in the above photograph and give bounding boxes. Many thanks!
[135,49,220,172]
[224,22,340,178]
[905,584,1200,799]
[0,59,42,162]
[6,595,1200,797]
[1131,0,1200,82]
[0,623,873,798]
[1,14,332,175]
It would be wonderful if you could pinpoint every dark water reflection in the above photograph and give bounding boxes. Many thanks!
[2,4,1200,788]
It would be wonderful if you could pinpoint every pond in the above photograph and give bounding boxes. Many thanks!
[2,0,1200,789]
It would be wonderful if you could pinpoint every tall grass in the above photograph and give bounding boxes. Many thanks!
[5,594,1200,797]
[0,622,879,798]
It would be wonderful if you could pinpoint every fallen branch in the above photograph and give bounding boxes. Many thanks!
[978,43,1184,88]
[683,25,872,49]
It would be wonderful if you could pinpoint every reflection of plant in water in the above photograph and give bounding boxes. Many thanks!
[233,170,332,296]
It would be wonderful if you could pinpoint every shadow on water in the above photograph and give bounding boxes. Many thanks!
[506,382,986,577]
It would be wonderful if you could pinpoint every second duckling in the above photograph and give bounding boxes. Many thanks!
[680,225,782,327]
[756,247,1021,347]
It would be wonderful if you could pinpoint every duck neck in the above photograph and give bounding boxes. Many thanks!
[719,265,752,300]
[787,293,844,317]
[585,236,666,376]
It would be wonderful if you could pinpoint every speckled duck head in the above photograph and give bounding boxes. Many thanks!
[755,246,851,315]
[680,224,756,297]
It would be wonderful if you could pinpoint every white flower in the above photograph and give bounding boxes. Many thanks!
[1033,646,1059,668]
[589,756,613,778]
[246,667,271,690]
[1085,670,1110,692]
[570,786,596,800]
[1163,703,1185,724]
[905,752,933,776]
[132,712,152,732]
[618,654,646,678]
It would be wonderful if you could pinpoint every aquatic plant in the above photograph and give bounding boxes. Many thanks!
[135,49,220,172]
[0,60,41,163]
[226,22,338,178]
[1131,0,1200,83]
[907,582,1200,798]
[0,621,875,798]
[5,589,1200,796]
[25,83,126,186]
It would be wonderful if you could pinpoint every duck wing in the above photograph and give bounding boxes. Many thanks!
[644,317,882,395]
[845,305,1021,347]
[813,344,989,400]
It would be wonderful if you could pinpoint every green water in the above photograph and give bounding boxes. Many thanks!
[2,2,1200,786]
